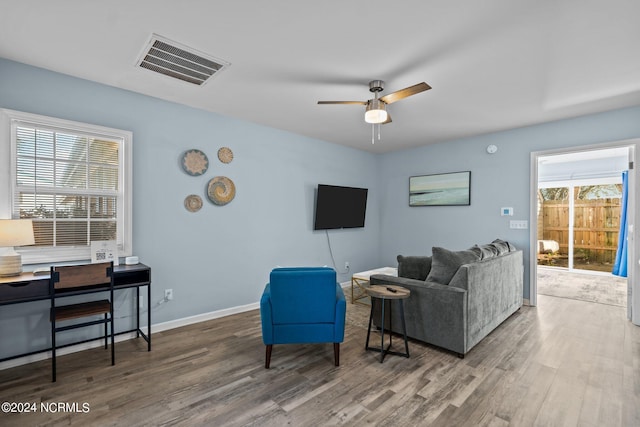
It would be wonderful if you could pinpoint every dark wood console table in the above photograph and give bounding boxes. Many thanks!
[0,263,151,363]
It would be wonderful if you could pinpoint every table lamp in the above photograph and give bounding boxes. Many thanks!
[0,219,35,277]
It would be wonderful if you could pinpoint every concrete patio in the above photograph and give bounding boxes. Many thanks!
[537,266,628,307]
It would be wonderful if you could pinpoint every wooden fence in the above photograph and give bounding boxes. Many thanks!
[539,198,621,265]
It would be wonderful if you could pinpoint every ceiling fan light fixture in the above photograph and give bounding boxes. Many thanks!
[364,99,388,124]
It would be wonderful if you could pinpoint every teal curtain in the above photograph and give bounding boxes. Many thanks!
[613,170,628,277]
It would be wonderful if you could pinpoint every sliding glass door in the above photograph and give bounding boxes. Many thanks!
[572,184,622,272]
[537,187,569,267]
[538,179,622,272]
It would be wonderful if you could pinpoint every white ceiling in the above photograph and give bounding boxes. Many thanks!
[1,0,639,154]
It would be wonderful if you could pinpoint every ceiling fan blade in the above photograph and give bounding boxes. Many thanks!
[317,101,367,105]
[379,82,431,104]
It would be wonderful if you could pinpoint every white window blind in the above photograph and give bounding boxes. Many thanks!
[1,109,132,264]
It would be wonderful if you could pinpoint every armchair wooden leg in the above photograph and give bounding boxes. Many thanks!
[265,344,273,369]
[334,343,340,366]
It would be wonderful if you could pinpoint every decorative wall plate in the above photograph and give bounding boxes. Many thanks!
[217,147,233,164]
[184,194,203,212]
[207,176,236,205]
[181,149,209,176]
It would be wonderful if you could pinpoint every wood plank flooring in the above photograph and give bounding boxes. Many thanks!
[1,294,639,426]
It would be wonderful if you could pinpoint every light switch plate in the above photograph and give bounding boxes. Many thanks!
[510,220,528,229]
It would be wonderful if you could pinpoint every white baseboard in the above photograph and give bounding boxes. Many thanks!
[0,302,260,371]
[151,302,259,333]
[523,298,531,306]
[1,286,357,371]
[0,332,139,371]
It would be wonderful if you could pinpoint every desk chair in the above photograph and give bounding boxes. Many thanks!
[50,262,114,382]
[260,267,346,368]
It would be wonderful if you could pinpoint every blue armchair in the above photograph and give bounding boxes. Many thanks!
[260,267,346,368]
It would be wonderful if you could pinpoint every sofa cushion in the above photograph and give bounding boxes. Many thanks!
[426,247,480,285]
[469,244,500,260]
[491,239,516,254]
[397,255,432,280]
[493,238,517,252]
[469,245,480,258]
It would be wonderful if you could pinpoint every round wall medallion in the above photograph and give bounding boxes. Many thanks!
[181,149,209,176]
[184,194,203,212]
[207,176,236,205]
[217,147,234,164]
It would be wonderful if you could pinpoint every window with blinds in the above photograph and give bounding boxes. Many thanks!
[2,109,132,264]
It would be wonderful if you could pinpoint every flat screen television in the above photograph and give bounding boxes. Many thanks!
[314,184,368,230]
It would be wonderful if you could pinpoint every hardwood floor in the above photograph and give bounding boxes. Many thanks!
[1,294,639,426]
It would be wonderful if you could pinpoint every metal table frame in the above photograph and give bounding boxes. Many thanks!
[365,285,410,363]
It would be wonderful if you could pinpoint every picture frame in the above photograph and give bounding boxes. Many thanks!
[409,171,471,206]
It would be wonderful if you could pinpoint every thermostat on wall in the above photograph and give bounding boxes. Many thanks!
[501,207,513,216]
[125,256,139,265]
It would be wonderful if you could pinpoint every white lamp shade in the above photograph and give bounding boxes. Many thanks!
[365,109,388,124]
[0,219,35,247]
[364,99,388,124]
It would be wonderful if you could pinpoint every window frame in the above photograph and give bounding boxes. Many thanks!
[0,109,132,264]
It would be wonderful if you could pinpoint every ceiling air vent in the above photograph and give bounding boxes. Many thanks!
[136,34,230,86]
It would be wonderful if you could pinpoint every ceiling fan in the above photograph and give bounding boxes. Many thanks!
[317,80,432,125]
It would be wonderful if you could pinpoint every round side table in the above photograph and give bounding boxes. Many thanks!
[365,285,410,363]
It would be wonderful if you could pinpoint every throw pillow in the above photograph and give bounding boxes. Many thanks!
[397,255,432,280]
[491,239,515,254]
[469,245,482,258]
[426,247,480,285]
[470,244,499,260]
[499,238,517,251]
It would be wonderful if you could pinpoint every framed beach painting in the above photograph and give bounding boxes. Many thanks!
[409,171,471,206]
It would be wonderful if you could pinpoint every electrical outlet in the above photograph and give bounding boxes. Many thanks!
[345,261,350,270]
[165,289,174,301]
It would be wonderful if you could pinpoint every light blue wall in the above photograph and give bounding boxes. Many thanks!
[1,57,639,361]
[378,106,640,299]
[0,58,380,359]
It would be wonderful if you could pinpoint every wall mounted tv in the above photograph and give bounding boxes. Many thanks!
[314,184,368,230]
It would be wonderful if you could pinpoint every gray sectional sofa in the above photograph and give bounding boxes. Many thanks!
[369,240,524,357]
